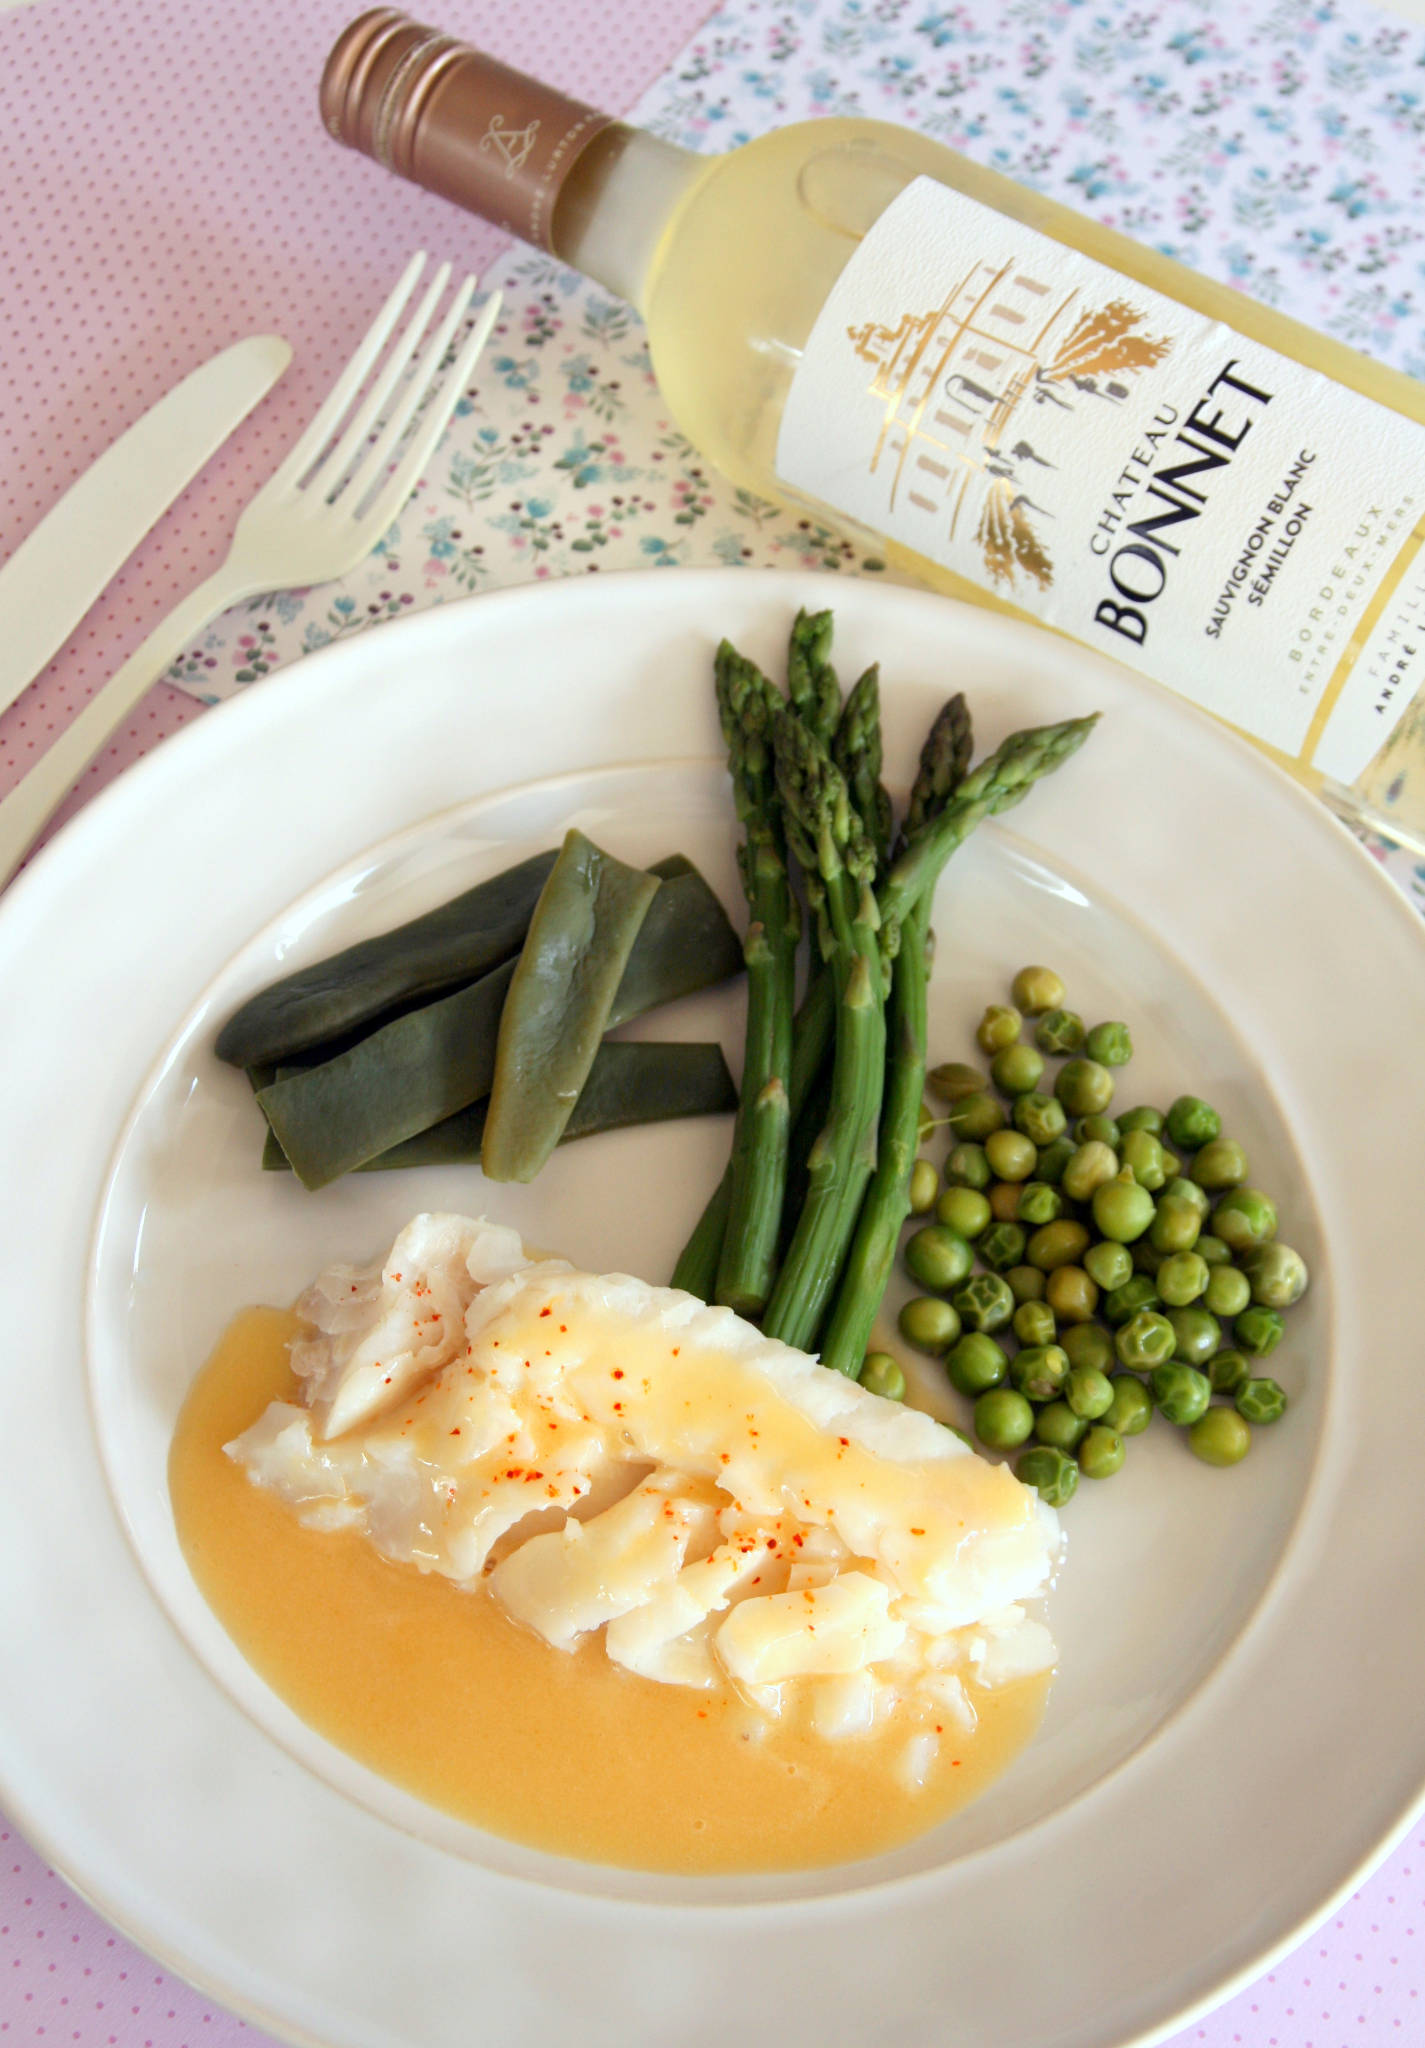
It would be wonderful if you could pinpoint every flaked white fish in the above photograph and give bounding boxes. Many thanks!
[229,1214,1060,1755]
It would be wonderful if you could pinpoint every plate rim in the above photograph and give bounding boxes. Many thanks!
[2,565,1424,2048]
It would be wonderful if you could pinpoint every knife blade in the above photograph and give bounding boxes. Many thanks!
[0,335,292,717]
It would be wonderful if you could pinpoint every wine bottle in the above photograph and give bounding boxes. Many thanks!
[322,8,1425,852]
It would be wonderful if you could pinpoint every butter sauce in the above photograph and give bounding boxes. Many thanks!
[169,1306,1049,1874]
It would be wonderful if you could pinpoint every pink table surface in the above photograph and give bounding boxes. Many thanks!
[0,0,716,838]
[3,2,1425,2046]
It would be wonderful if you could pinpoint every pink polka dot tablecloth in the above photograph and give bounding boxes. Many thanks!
[5,0,1425,2045]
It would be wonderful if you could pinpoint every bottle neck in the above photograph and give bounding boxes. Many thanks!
[550,123,704,316]
[320,11,706,314]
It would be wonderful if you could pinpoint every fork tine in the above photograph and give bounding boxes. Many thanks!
[345,272,478,511]
[275,250,428,484]
[310,262,452,499]
[354,291,503,540]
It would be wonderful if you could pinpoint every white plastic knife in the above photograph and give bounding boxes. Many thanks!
[0,335,291,716]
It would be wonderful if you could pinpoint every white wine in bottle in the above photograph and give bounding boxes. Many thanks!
[323,9,1425,851]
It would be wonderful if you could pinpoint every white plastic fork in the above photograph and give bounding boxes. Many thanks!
[0,252,502,888]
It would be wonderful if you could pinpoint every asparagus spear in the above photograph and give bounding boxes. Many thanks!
[904,691,974,842]
[785,694,967,1326]
[760,712,887,1353]
[832,663,894,877]
[816,697,970,1374]
[672,1166,733,1299]
[712,642,800,1315]
[670,618,844,1301]
[819,709,1100,1378]
[786,607,840,747]
[776,616,863,1161]
[882,714,1099,934]
[819,899,931,1375]
[787,712,1100,1106]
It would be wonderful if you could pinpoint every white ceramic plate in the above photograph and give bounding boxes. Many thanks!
[2,568,1423,2048]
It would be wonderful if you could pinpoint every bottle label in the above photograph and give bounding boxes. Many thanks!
[776,176,1425,784]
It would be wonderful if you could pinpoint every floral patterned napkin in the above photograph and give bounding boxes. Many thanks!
[166,0,1425,909]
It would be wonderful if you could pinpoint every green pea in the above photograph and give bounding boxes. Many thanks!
[1234,1305,1284,1357]
[1012,1343,1070,1403]
[948,1091,1006,1142]
[1157,1251,1209,1307]
[1165,1095,1221,1151]
[1092,1170,1155,1244]
[1075,1113,1121,1148]
[1084,1239,1133,1291]
[1034,1400,1087,1451]
[970,1011,1011,1064]
[1014,1444,1079,1506]
[1045,1265,1098,1324]
[1204,1265,1251,1318]
[907,1159,940,1215]
[1195,1233,1231,1266]
[976,1004,1022,1054]
[936,1186,991,1239]
[1241,1242,1308,1309]
[1235,1377,1287,1424]
[1013,1299,1057,1347]
[974,1386,1035,1450]
[1011,966,1065,1015]
[1115,1309,1177,1371]
[917,1101,943,1147]
[1120,1128,1167,1192]
[989,1181,1024,1222]
[1162,1176,1211,1220]
[1189,1407,1251,1466]
[1084,1021,1133,1066]
[1132,1239,1166,1277]
[1105,1375,1153,1436]
[1165,1305,1221,1366]
[1061,1139,1119,1203]
[860,1352,907,1402]
[1150,1195,1203,1254]
[1013,1091,1067,1147]
[991,1042,1044,1097]
[1061,1321,1116,1374]
[1055,1057,1115,1116]
[1033,1136,1076,1186]
[898,1295,961,1355]
[928,1061,987,1103]
[978,1220,1027,1273]
[1191,1138,1249,1190]
[1027,1400,1089,1449]
[1034,1007,1085,1055]
[946,1332,1009,1396]
[1007,1264,1048,1306]
[945,1142,991,1192]
[1159,1147,1182,1180]
[1150,1363,1211,1426]
[1104,1274,1159,1326]
[904,1224,975,1292]
[952,1271,1015,1334]
[1079,1424,1126,1478]
[985,1128,1037,1183]
[1027,1219,1092,1272]
[1208,1347,1251,1394]
[1118,1106,1165,1136]
[1065,1364,1115,1421]
[1015,1181,1063,1227]
[1211,1187,1277,1253]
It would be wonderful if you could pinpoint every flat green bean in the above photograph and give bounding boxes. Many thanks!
[482,831,661,1182]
